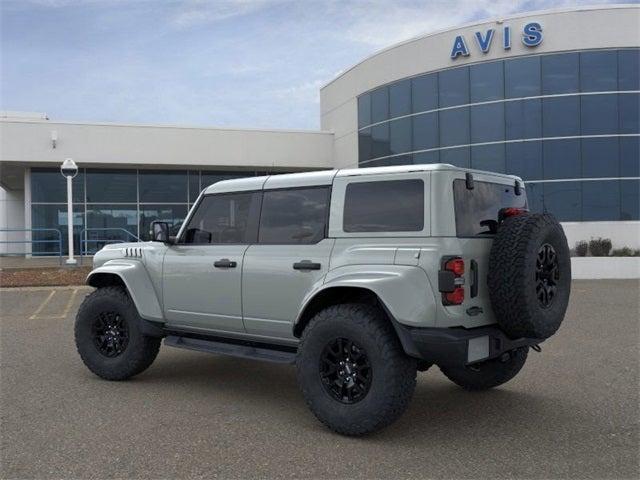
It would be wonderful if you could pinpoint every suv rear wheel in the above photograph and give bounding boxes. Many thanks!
[296,303,417,436]
[75,286,161,381]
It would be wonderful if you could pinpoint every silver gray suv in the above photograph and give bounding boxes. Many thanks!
[75,164,571,435]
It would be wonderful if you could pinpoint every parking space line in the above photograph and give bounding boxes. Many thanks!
[29,290,56,320]
[53,288,79,319]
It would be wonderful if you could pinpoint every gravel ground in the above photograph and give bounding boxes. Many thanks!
[1,281,638,479]
[0,267,91,287]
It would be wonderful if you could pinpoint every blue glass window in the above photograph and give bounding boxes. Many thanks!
[470,61,504,102]
[580,51,618,92]
[188,171,200,203]
[505,99,542,140]
[543,182,581,221]
[543,139,581,179]
[440,147,470,168]
[582,181,620,221]
[505,56,541,98]
[619,93,639,134]
[86,169,136,203]
[524,182,544,214]
[439,67,469,108]
[31,168,85,203]
[439,107,469,147]
[31,204,84,255]
[390,79,411,118]
[359,128,372,163]
[620,136,640,177]
[506,141,543,180]
[86,205,138,241]
[371,123,390,158]
[581,138,619,178]
[413,151,440,164]
[542,53,579,94]
[358,94,371,128]
[621,179,640,220]
[412,73,438,113]
[412,112,438,151]
[471,103,504,143]
[200,171,251,191]
[370,87,389,123]
[581,94,618,135]
[618,49,640,91]
[389,117,412,155]
[139,205,188,241]
[543,97,580,137]
[471,144,505,173]
[364,155,412,167]
[139,170,188,203]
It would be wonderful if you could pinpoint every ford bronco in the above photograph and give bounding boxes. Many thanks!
[75,164,571,436]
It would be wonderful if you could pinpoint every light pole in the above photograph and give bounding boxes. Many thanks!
[60,158,78,265]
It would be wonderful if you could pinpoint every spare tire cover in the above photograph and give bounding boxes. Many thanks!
[487,213,571,339]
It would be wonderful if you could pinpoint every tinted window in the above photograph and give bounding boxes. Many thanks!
[583,181,620,221]
[470,61,504,102]
[389,117,412,155]
[453,180,526,237]
[200,171,250,191]
[412,74,438,113]
[86,205,138,241]
[618,49,640,91]
[412,112,438,151]
[358,94,371,128]
[471,103,504,143]
[620,136,640,177]
[581,94,618,135]
[505,56,541,98]
[439,108,469,147]
[580,51,617,92]
[182,192,259,244]
[188,171,200,203]
[543,182,581,221]
[543,139,581,179]
[389,79,411,118]
[542,97,580,137]
[371,123,390,158]
[542,53,579,94]
[139,170,187,203]
[86,169,136,203]
[259,188,329,244]
[31,168,84,203]
[524,182,544,214]
[439,67,469,107]
[505,99,542,140]
[358,128,372,163]
[621,180,640,220]
[471,144,505,173]
[413,151,440,164]
[31,204,84,255]
[370,87,389,123]
[619,93,639,134]
[506,141,543,180]
[343,180,424,232]
[139,205,188,241]
[440,147,470,168]
[582,138,619,178]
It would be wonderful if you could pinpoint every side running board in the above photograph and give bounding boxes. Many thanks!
[164,335,296,364]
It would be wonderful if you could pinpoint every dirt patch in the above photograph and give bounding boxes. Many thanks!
[0,267,92,287]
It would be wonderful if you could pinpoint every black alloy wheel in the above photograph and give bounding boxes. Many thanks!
[535,243,559,308]
[319,337,372,404]
[92,311,129,358]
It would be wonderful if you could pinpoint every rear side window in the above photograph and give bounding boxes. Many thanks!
[259,187,330,244]
[343,179,424,232]
[182,192,260,244]
[453,179,527,236]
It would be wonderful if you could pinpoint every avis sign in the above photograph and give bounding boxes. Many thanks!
[450,22,543,59]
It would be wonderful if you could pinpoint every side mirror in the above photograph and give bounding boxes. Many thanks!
[151,221,170,243]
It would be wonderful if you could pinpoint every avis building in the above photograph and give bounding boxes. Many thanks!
[1,5,638,256]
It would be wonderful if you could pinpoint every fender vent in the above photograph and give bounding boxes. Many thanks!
[123,247,143,258]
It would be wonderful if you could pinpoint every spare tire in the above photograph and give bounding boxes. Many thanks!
[487,213,571,339]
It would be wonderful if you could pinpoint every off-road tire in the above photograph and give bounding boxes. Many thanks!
[441,347,528,391]
[488,213,571,339]
[75,286,161,381]
[296,303,417,436]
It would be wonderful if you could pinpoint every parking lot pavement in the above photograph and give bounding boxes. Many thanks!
[1,281,638,480]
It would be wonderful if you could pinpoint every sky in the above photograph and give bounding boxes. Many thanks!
[0,0,631,130]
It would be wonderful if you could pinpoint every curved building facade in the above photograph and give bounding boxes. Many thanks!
[321,5,640,226]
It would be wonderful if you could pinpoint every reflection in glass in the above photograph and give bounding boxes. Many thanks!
[439,67,469,108]
[31,169,84,203]
[621,180,640,220]
[31,204,84,255]
[139,205,188,241]
[582,181,620,221]
[371,123,390,158]
[505,99,541,140]
[413,112,438,151]
[389,79,411,118]
[581,94,618,135]
[471,103,504,143]
[543,139,581,179]
[542,97,580,137]
[358,94,371,128]
[371,87,389,124]
[439,108,469,147]
[505,56,541,98]
[412,74,438,113]
[390,117,411,155]
[86,169,136,203]
[618,49,640,91]
[542,53,579,94]
[580,51,617,92]
[139,170,188,203]
[506,141,543,180]
[471,144,505,173]
[543,182,581,221]
[581,138,619,178]
[86,205,138,253]
[470,61,504,102]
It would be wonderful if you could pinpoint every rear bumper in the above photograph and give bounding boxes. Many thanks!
[401,324,543,367]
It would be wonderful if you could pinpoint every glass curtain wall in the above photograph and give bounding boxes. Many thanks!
[357,48,640,222]
[31,168,277,255]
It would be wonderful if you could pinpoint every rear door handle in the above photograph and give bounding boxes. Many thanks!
[470,259,478,298]
[214,258,237,268]
[293,260,321,271]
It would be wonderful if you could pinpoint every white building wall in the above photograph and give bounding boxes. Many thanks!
[0,186,26,254]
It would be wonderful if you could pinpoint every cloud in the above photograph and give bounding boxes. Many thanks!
[170,0,287,28]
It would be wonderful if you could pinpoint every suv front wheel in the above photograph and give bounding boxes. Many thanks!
[296,303,417,436]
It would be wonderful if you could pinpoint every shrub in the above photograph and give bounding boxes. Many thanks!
[589,237,612,257]
[610,247,640,257]
[574,241,588,257]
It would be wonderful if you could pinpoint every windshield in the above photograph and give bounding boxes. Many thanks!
[453,179,527,237]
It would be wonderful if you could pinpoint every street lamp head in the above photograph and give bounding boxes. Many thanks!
[60,158,78,178]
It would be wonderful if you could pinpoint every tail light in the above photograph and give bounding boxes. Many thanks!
[438,256,465,306]
[499,207,529,222]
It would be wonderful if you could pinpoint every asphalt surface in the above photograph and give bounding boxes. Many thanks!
[1,281,638,479]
